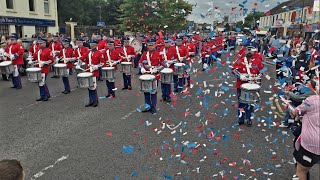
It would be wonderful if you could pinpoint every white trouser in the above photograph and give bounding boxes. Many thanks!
[13,65,19,77]
[39,73,46,86]
[88,77,97,90]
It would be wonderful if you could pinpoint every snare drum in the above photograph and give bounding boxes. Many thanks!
[102,67,116,81]
[121,62,132,74]
[54,63,68,76]
[139,74,157,93]
[174,63,185,76]
[240,83,261,104]
[160,68,173,84]
[26,67,42,82]
[77,72,93,88]
[0,61,14,75]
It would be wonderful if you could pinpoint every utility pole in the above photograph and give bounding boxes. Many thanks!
[97,5,102,22]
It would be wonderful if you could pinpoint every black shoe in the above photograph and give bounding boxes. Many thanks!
[106,94,112,98]
[161,98,166,102]
[151,109,156,115]
[15,86,22,90]
[62,90,71,94]
[174,89,178,93]
[10,86,17,89]
[42,97,49,101]
[134,66,138,68]
[246,120,252,126]
[85,102,93,107]
[112,94,116,98]
[48,95,51,99]
[36,97,44,101]
[122,87,128,90]
[238,121,244,126]
[166,98,172,102]
[51,75,58,78]
[92,101,99,107]
[128,86,132,90]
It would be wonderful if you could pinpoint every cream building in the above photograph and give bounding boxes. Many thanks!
[0,0,59,38]
[259,0,320,38]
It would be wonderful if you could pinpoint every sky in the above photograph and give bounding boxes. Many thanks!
[186,0,287,24]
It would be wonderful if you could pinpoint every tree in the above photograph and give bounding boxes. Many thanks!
[119,0,192,34]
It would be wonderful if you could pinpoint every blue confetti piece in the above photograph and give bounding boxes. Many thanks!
[131,171,138,177]
[273,138,278,143]
[99,96,106,99]
[221,85,230,91]
[187,143,196,148]
[115,176,119,180]
[259,67,268,73]
[196,88,202,96]
[122,145,134,154]
[163,174,173,180]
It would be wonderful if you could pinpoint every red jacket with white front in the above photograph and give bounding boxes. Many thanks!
[49,41,62,52]
[160,46,178,70]
[139,50,163,80]
[73,46,89,59]
[5,43,24,65]
[119,45,135,63]
[33,48,54,74]
[79,49,105,77]
[28,44,39,56]
[104,49,121,70]
[232,57,264,88]
[58,47,74,69]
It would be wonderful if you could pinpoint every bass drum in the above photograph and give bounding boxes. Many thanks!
[130,38,142,53]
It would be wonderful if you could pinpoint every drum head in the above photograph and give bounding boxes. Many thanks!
[102,67,115,70]
[54,63,67,68]
[175,63,185,67]
[139,74,155,80]
[241,83,260,90]
[121,62,132,65]
[0,61,12,66]
[26,67,41,72]
[77,72,93,78]
[161,68,173,73]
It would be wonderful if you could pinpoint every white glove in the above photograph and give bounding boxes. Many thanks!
[10,54,15,60]
[151,67,158,74]
[240,74,247,81]
[76,65,81,69]
[179,57,184,62]
[28,60,34,65]
[203,63,208,69]
[141,68,146,74]
[92,65,99,70]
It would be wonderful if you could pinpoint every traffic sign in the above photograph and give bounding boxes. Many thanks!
[97,22,105,27]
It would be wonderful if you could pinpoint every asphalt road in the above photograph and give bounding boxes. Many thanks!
[0,53,319,180]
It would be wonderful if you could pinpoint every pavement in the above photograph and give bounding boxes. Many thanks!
[0,53,319,180]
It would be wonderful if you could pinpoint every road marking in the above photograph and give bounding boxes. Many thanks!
[31,155,69,179]
[120,109,136,120]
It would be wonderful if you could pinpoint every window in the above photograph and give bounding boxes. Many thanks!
[35,26,47,34]
[6,0,14,9]
[29,0,35,11]
[44,0,49,14]
[0,25,9,37]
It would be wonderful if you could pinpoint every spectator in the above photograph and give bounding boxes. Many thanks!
[0,159,25,180]
[290,81,320,180]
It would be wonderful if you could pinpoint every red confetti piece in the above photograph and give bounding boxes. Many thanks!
[106,132,113,137]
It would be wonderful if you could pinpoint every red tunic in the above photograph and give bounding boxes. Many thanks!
[79,50,104,77]
[73,46,89,59]
[159,46,177,70]
[139,50,163,80]
[119,45,135,63]
[104,49,121,70]
[232,57,264,88]
[58,47,74,69]
[97,40,107,51]
[33,48,54,74]
[49,41,62,52]
[5,43,24,65]
[28,44,39,55]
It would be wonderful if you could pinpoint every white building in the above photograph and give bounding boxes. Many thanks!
[0,0,59,38]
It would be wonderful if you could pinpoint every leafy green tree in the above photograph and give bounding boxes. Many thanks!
[235,11,265,31]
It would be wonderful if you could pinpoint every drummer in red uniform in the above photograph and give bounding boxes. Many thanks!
[5,34,24,89]
[49,35,62,78]
[79,40,105,107]
[57,39,74,94]
[73,38,89,62]
[104,40,121,98]
[119,37,135,90]
[33,38,54,101]
[139,39,163,114]
[174,37,189,93]
[232,51,264,126]
[160,37,177,102]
